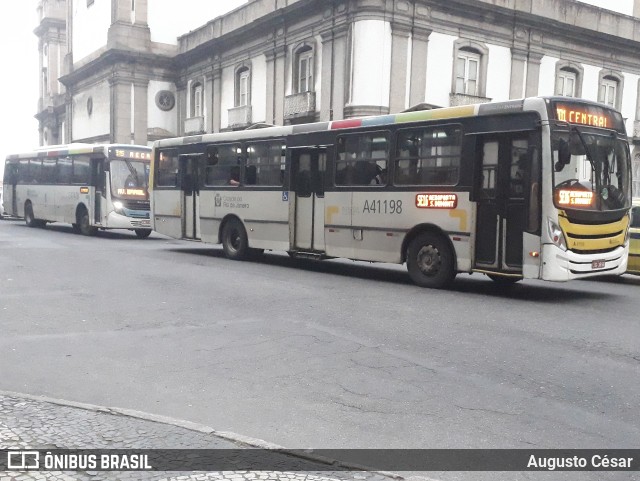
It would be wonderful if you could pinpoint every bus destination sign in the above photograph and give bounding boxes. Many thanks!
[557,189,593,207]
[113,149,151,160]
[416,193,458,209]
[553,102,623,131]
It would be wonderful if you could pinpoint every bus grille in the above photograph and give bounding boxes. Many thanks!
[123,200,150,210]
[559,215,628,254]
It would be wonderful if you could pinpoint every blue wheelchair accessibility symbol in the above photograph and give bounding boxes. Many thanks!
[282,191,289,201]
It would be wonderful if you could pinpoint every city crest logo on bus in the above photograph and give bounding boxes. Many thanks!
[416,193,458,209]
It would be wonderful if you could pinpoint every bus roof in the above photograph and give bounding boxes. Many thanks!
[154,96,626,149]
[5,143,151,161]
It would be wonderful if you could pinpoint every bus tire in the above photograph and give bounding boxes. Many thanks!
[78,208,97,236]
[135,229,151,239]
[406,232,455,288]
[24,202,37,228]
[222,218,248,260]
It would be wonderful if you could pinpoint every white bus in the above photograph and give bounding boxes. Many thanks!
[3,143,152,238]
[150,97,632,288]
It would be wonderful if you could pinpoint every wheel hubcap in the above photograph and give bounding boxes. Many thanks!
[229,229,240,252]
[417,245,441,276]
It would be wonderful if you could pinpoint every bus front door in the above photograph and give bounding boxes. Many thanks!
[179,154,201,240]
[92,158,105,224]
[475,135,528,273]
[291,148,326,252]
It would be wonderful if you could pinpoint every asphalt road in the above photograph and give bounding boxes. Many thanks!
[1,218,639,480]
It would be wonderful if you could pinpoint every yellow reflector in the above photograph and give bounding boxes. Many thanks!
[80,187,89,194]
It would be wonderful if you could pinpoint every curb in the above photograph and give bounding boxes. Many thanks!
[0,390,440,481]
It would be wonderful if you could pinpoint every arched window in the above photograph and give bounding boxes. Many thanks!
[455,48,480,95]
[191,82,203,117]
[235,66,250,107]
[294,45,314,93]
[555,61,584,98]
[452,40,489,98]
[598,70,624,110]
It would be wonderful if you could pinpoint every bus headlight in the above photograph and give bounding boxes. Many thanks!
[113,201,125,214]
[547,218,567,251]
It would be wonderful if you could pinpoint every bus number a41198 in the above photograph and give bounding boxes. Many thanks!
[363,199,402,214]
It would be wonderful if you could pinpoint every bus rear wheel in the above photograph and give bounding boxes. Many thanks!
[135,229,151,239]
[406,232,455,289]
[24,203,37,228]
[222,218,248,260]
[78,209,97,236]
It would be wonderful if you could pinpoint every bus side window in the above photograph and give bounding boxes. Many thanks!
[204,144,243,186]
[156,150,179,187]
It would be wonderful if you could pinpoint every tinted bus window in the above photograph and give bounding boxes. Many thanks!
[17,159,30,183]
[336,132,388,186]
[57,156,73,184]
[246,141,285,186]
[41,158,56,184]
[73,155,91,184]
[156,150,179,187]
[204,144,243,186]
[395,125,462,185]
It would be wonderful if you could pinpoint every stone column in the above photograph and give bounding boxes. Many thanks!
[320,29,334,122]
[109,77,134,144]
[265,45,287,126]
[212,68,222,133]
[205,69,215,133]
[133,79,148,145]
[320,25,349,121]
[175,80,187,136]
[389,23,411,113]
[409,26,431,108]
[525,52,543,98]
[509,49,527,99]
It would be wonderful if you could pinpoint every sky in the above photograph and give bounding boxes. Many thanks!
[0,0,634,179]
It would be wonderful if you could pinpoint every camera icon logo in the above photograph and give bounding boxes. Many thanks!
[7,451,39,470]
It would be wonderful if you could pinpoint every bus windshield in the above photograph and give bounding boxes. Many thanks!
[552,129,630,212]
[110,159,149,200]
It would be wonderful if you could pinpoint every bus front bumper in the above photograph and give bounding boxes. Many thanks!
[541,244,628,281]
[106,211,151,230]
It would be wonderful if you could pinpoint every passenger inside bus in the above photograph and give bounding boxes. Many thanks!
[228,166,240,186]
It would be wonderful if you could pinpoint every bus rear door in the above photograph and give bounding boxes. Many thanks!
[290,147,326,252]
[4,163,18,216]
[475,134,529,273]
[179,154,201,240]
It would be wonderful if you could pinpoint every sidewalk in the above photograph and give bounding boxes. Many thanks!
[0,392,420,481]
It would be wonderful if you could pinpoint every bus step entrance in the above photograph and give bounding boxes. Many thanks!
[288,251,328,260]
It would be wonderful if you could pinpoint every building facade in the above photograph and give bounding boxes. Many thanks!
[34,0,640,196]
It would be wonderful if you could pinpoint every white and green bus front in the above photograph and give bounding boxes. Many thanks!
[105,146,152,237]
[542,98,631,280]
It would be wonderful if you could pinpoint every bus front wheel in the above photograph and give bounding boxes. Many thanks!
[78,209,97,236]
[406,232,455,289]
[222,218,248,260]
[135,229,151,239]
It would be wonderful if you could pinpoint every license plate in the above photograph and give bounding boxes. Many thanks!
[140,220,150,227]
[592,259,606,269]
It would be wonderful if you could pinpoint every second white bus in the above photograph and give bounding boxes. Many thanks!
[3,144,153,238]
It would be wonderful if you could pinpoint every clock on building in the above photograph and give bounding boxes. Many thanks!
[155,90,175,111]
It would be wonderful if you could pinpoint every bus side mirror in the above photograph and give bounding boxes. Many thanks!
[555,139,571,172]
